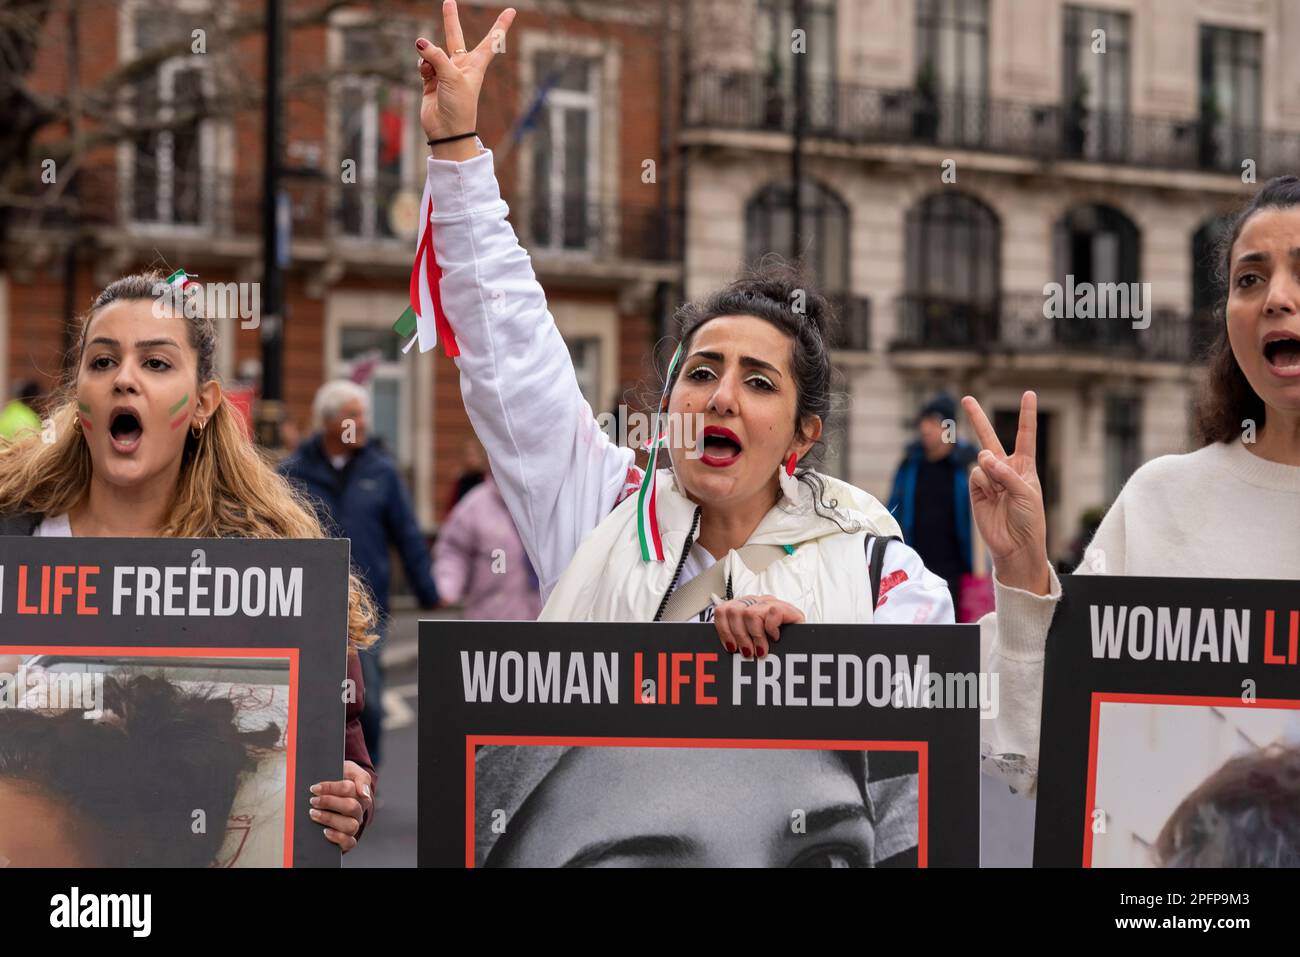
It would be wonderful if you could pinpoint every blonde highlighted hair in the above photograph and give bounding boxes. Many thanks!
[0,270,377,650]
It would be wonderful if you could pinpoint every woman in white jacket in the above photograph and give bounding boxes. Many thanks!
[412,4,1051,798]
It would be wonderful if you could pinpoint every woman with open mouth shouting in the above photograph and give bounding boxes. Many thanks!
[954,176,1300,797]
[0,271,381,856]
[409,1,1049,817]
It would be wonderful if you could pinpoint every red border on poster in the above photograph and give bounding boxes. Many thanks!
[464,735,929,868]
[1082,691,1300,867]
[0,644,300,868]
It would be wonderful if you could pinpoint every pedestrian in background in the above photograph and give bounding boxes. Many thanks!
[281,380,440,767]
[446,436,488,512]
[888,394,979,615]
[434,466,542,620]
[0,381,43,442]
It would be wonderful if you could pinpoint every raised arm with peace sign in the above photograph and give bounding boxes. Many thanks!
[961,391,1052,596]
[415,2,517,161]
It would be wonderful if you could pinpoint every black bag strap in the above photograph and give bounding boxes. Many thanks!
[865,534,902,609]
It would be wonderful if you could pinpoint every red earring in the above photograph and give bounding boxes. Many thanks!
[785,452,798,476]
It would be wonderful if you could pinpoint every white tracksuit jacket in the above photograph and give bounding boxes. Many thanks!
[425,144,1057,796]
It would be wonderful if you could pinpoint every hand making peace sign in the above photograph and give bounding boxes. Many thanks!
[415,2,517,155]
[961,391,1052,596]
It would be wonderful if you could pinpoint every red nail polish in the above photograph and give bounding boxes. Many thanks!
[416,38,429,49]
[742,647,752,658]
[725,642,736,653]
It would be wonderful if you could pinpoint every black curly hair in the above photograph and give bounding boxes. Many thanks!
[662,258,855,526]
[669,257,837,456]
[0,673,280,867]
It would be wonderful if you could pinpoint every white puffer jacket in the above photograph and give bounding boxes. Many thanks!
[541,466,901,623]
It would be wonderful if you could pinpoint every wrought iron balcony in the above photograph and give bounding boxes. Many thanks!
[15,167,679,265]
[685,69,1300,176]
[891,293,1218,362]
[510,194,680,263]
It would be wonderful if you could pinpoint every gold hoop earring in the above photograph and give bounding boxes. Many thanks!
[191,420,204,439]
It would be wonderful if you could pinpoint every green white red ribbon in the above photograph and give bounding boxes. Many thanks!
[394,181,458,358]
[636,342,684,561]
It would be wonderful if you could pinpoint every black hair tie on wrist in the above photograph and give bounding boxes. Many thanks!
[428,131,478,147]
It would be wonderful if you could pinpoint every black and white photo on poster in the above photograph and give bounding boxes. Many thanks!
[418,621,983,867]
[1034,575,1300,867]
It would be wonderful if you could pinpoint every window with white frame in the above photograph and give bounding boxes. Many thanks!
[129,8,212,227]
[337,325,409,466]
[528,51,601,252]
[336,24,417,240]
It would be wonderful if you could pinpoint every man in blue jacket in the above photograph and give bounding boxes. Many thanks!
[888,394,978,617]
[281,381,440,767]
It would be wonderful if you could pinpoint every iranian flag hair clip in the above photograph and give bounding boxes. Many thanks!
[155,268,197,316]
[165,268,196,290]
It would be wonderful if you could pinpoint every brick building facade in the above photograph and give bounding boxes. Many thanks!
[2,0,682,529]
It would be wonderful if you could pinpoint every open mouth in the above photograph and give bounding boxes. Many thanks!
[1263,334,1300,374]
[700,426,743,466]
[109,408,144,453]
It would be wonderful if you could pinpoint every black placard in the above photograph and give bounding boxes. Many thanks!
[419,621,982,867]
[1035,575,1300,867]
[0,538,350,868]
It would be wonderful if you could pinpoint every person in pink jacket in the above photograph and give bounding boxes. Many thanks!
[434,470,543,620]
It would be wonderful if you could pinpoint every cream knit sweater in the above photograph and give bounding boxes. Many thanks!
[985,437,1300,794]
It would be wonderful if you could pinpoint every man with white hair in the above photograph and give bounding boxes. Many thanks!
[280,380,440,767]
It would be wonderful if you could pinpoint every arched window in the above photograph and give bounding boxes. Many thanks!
[1052,204,1140,347]
[744,179,854,473]
[744,180,862,348]
[745,179,849,295]
[901,191,1001,346]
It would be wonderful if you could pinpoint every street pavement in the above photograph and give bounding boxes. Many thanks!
[342,602,452,869]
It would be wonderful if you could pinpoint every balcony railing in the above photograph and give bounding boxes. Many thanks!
[686,69,1300,176]
[513,195,680,263]
[13,167,679,264]
[891,293,1218,362]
